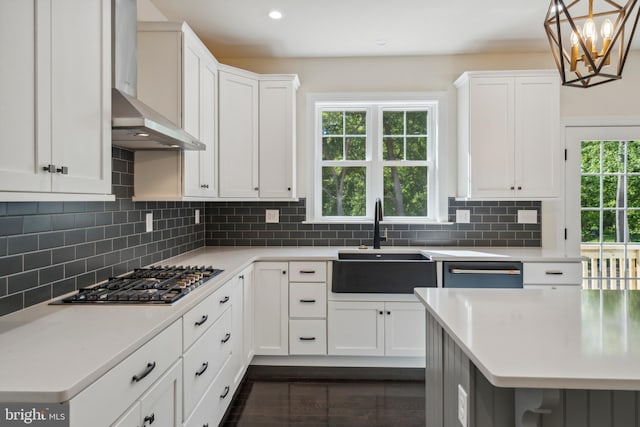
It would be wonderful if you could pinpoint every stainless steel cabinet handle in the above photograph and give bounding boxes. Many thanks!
[449,268,521,275]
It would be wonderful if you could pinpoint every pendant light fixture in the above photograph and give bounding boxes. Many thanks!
[544,0,640,88]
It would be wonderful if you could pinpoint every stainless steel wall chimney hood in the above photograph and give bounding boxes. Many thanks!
[111,0,205,151]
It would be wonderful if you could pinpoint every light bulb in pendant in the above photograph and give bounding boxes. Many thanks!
[583,18,597,53]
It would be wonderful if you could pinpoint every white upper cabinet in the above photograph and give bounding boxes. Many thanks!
[0,0,112,201]
[218,66,299,200]
[455,70,560,199]
[135,22,218,200]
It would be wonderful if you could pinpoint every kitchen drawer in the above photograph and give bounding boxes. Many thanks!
[523,262,582,285]
[183,354,235,427]
[289,261,327,282]
[183,280,233,351]
[183,307,233,419]
[289,319,327,355]
[289,282,326,318]
[69,320,181,427]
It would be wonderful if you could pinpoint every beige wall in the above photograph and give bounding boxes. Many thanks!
[219,51,640,197]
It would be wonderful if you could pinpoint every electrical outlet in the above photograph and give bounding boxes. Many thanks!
[265,209,279,223]
[458,384,468,427]
[195,209,200,224]
[456,210,471,223]
[517,210,538,224]
[145,212,153,232]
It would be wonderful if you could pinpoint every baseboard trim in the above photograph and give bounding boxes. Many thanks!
[245,365,425,381]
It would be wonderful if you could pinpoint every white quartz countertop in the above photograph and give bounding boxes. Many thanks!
[415,287,640,390]
[0,246,578,403]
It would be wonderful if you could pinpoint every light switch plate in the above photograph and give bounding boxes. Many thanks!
[456,210,471,223]
[265,209,280,223]
[145,212,153,232]
[458,384,468,426]
[195,209,200,225]
[517,210,538,224]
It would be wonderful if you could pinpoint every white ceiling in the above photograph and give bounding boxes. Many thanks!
[148,0,555,58]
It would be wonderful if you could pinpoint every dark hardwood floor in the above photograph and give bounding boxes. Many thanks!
[221,369,425,427]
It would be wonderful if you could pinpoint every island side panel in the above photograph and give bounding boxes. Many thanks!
[542,389,640,427]
[425,312,444,426]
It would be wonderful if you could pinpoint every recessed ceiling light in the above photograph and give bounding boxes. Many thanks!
[375,39,387,47]
[134,132,150,137]
[268,10,283,20]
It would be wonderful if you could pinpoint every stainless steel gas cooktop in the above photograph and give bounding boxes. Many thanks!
[56,265,224,305]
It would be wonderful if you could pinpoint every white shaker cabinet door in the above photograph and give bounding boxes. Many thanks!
[253,262,289,355]
[218,70,259,198]
[327,301,385,356]
[384,302,425,357]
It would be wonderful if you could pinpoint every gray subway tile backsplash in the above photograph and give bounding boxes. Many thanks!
[0,146,541,317]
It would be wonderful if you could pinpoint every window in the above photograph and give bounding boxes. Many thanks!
[309,94,446,223]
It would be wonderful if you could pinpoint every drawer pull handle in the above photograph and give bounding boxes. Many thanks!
[545,271,564,275]
[299,337,316,341]
[299,270,316,274]
[195,314,209,326]
[299,299,316,303]
[449,268,521,275]
[220,386,230,399]
[195,362,209,377]
[219,296,230,304]
[143,413,155,425]
[132,361,156,383]
[221,333,231,343]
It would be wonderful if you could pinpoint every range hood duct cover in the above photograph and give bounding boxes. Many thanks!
[110,0,204,151]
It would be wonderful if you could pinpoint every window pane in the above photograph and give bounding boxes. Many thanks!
[322,137,343,160]
[383,111,404,135]
[581,140,600,173]
[322,111,343,135]
[629,210,640,242]
[581,210,600,242]
[322,167,366,216]
[383,166,428,216]
[581,175,599,208]
[406,111,427,135]
[602,141,624,173]
[628,176,640,208]
[602,175,622,208]
[406,137,427,161]
[382,137,404,160]
[346,137,366,160]
[345,111,366,135]
[602,210,618,242]
[628,141,640,173]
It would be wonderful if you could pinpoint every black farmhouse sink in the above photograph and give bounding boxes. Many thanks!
[332,251,437,294]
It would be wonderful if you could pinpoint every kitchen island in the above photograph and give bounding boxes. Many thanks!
[414,287,640,427]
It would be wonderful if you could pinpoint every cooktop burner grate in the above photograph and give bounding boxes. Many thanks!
[56,265,224,305]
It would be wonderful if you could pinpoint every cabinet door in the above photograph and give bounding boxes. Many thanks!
[0,0,50,192]
[138,360,182,427]
[253,262,289,355]
[514,76,560,198]
[328,301,384,356]
[242,266,255,366]
[384,302,425,357]
[197,58,218,197]
[218,71,259,198]
[259,79,295,198]
[468,77,515,198]
[49,0,111,194]
[231,275,245,387]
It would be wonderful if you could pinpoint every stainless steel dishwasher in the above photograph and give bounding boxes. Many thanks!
[442,261,523,288]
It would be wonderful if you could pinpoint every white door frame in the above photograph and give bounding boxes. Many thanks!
[562,117,640,259]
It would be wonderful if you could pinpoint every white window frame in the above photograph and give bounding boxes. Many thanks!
[306,92,448,223]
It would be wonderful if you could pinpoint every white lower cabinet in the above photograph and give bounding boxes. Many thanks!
[113,360,182,427]
[242,265,255,366]
[289,319,327,355]
[523,261,582,287]
[69,321,182,427]
[182,307,232,419]
[327,301,425,357]
[253,262,289,355]
[183,354,235,427]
